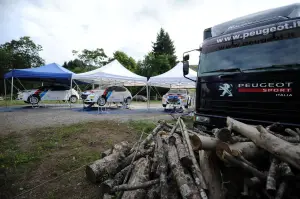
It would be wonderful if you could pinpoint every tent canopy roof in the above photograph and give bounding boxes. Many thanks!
[148,62,197,88]
[4,63,74,80]
[72,60,147,86]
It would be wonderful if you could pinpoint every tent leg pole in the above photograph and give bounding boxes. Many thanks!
[11,77,14,105]
[4,79,7,108]
[146,84,149,111]
[70,79,73,108]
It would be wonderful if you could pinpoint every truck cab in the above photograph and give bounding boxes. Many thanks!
[183,3,300,130]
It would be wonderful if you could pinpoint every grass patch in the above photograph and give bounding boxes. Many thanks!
[0,100,79,107]
[1,120,157,198]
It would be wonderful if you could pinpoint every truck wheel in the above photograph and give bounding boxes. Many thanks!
[97,97,106,106]
[69,95,78,103]
[29,95,39,105]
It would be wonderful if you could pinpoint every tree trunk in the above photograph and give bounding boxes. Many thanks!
[190,133,220,151]
[99,165,133,195]
[216,142,263,160]
[146,184,160,199]
[199,150,225,199]
[86,141,131,183]
[166,144,201,199]
[218,151,266,180]
[169,133,192,167]
[180,119,208,191]
[101,148,113,158]
[111,179,159,192]
[140,124,163,149]
[266,158,279,194]
[121,157,150,199]
[227,117,300,170]
[156,135,168,199]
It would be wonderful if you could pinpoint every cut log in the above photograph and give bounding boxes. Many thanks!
[275,181,287,199]
[279,162,294,180]
[150,141,158,179]
[231,136,250,143]
[169,133,192,167]
[216,142,263,160]
[111,178,159,192]
[180,119,208,191]
[165,122,210,136]
[167,176,181,199]
[268,130,300,143]
[146,184,160,199]
[166,144,201,199]
[215,127,232,142]
[121,157,150,199]
[86,141,131,183]
[285,128,299,137]
[190,133,220,151]
[101,148,113,158]
[140,124,163,149]
[99,165,133,195]
[218,151,266,180]
[227,117,300,170]
[245,177,261,187]
[266,158,279,193]
[199,150,225,199]
[103,194,113,199]
[156,135,168,199]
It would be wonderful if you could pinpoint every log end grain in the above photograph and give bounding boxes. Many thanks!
[86,165,97,183]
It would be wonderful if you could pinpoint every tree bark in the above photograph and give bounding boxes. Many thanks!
[146,184,160,199]
[216,142,263,160]
[218,151,267,180]
[266,158,279,193]
[140,124,163,149]
[279,162,294,180]
[166,144,201,199]
[103,194,113,199]
[227,117,300,170]
[121,157,150,199]
[150,141,158,179]
[180,119,208,191]
[275,181,287,199]
[156,135,168,199]
[111,179,159,192]
[101,148,113,158]
[231,136,250,143]
[86,141,131,183]
[165,122,209,136]
[199,150,225,199]
[169,133,192,167]
[99,165,133,195]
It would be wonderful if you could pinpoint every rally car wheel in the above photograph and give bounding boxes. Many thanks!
[29,95,39,105]
[97,97,106,106]
[69,95,78,103]
[125,97,132,105]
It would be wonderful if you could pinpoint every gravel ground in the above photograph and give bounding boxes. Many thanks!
[0,103,173,134]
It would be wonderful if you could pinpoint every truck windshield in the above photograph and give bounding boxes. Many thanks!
[199,37,300,74]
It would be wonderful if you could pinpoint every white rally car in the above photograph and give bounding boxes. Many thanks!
[81,85,132,106]
[17,85,79,105]
[162,89,191,109]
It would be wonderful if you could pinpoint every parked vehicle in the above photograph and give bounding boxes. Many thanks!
[182,3,300,130]
[162,89,191,109]
[133,95,147,102]
[16,85,79,104]
[82,85,132,106]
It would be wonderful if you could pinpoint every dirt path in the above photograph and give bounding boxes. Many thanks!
[0,106,172,135]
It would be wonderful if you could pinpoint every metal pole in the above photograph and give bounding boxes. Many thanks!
[146,84,149,111]
[70,78,73,108]
[11,77,13,103]
[4,79,7,108]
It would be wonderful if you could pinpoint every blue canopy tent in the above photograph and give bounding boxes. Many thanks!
[3,63,77,105]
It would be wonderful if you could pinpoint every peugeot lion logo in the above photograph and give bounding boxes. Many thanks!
[219,83,233,97]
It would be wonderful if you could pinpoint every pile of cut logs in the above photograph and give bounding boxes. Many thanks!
[86,117,300,199]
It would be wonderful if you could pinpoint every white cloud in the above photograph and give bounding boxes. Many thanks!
[1,0,299,66]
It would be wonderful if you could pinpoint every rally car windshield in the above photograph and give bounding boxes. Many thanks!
[199,37,300,74]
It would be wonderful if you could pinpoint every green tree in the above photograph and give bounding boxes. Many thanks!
[113,51,137,72]
[72,48,110,67]
[62,59,97,73]
[0,36,45,70]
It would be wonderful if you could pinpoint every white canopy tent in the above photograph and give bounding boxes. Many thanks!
[147,62,197,88]
[72,60,147,86]
[72,60,150,109]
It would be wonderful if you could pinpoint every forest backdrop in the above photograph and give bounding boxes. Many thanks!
[0,28,197,97]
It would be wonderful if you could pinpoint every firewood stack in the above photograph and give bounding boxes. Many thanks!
[86,117,300,199]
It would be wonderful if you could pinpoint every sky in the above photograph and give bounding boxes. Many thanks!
[0,0,299,65]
